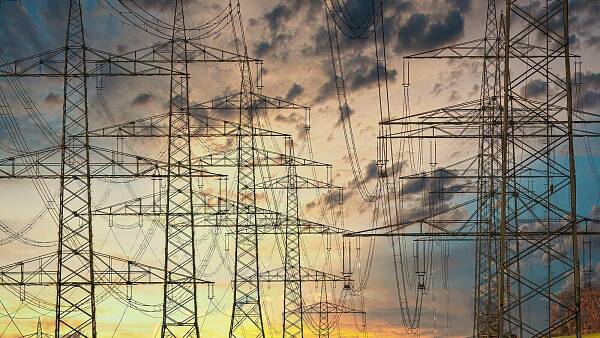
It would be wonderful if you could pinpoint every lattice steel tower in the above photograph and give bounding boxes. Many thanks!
[55,0,97,336]
[161,0,201,336]
[474,0,502,335]
[283,139,304,338]
[228,2,265,337]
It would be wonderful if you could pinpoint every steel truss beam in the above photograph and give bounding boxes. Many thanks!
[0,252,212,287]
[85,112,289,138]
[0,40,259,79]
[92,190,345,235]
[0,146,223,179]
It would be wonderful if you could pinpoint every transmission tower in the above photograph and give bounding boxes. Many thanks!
[161,0,201,336]
[54,0,97,335]
[474,0,503,335]
[226,0,265,334]
[302,279,364,338]
[283,139,304,338]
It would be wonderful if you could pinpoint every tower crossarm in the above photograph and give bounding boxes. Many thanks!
[86,112,289,138]
[259,267,347,282]
[0,40,261,78]
[193,147,330,167]
[382,100,600,139]
[255,175,341,190]
[191,91,308,111]
[115,39,261,64]
[0,47,179,77]
[92,191,346,235]
[298,302,364,315]
[0,146,225,179]
[0,252,213,286]
[405,39,579,60]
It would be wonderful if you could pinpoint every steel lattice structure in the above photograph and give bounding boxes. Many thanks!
[55,0,97,335]
[14,0,598,336]
[347,0,600,336]
[161,0,201,336]
[0,1,361,337]
[0,1,219,337]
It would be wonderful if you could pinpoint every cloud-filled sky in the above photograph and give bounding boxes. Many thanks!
[0,0,599,337]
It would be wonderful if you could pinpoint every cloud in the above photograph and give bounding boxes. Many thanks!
[449,0,472,12]
[314,54,398,103]
[44,92,62,106]
[255,41,273,57]
[264,3,292,33]
[254,34,291,58]
[393,9,466,53]
[285,83,304,101]
[570,0,600,50]
[337,103,354,126]
[130,92,155,107]
[274,111,300,124]
[520,79,547,98]
[364,160,379,182]
[580,72,600,112]
[347,63,398,91]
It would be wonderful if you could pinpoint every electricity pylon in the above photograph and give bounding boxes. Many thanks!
[161,0,201,336]
[474,0,503,335]
[227,0,265,334]
[283,140,304,338]
[55,0,97,335]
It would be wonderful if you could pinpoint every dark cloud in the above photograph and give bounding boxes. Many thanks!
[580,72,600,111]
[337,103,355,126]
[562,0,600,51]
[264,3,292,33]
[401,168,460,197]
[430,68,463,95]
[394,9,466,53]
[0,2,60,58]
[347,63,398,91]
[364,160,379,182]
[286,0,322,18]
[336,0,376,28]
[520,79,547,98]
[190,107,215,125]
[395,169,465,222]
[44,92,62,106]
[315,74,336,103]
[274,111,300,124]
[302,26,330,57]
[116,44,128,54]
[449,0,472,12]
[449,90,461,101]
[285,83,304,101]
[131,92,155,106]
[315,55,397,103]
[133,0,179,10]
[255,41,274,57]
[254,33,291,58]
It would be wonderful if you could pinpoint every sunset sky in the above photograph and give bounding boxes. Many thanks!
[0,0,599,337]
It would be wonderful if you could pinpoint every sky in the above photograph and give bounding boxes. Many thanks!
[0,0,599,337]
